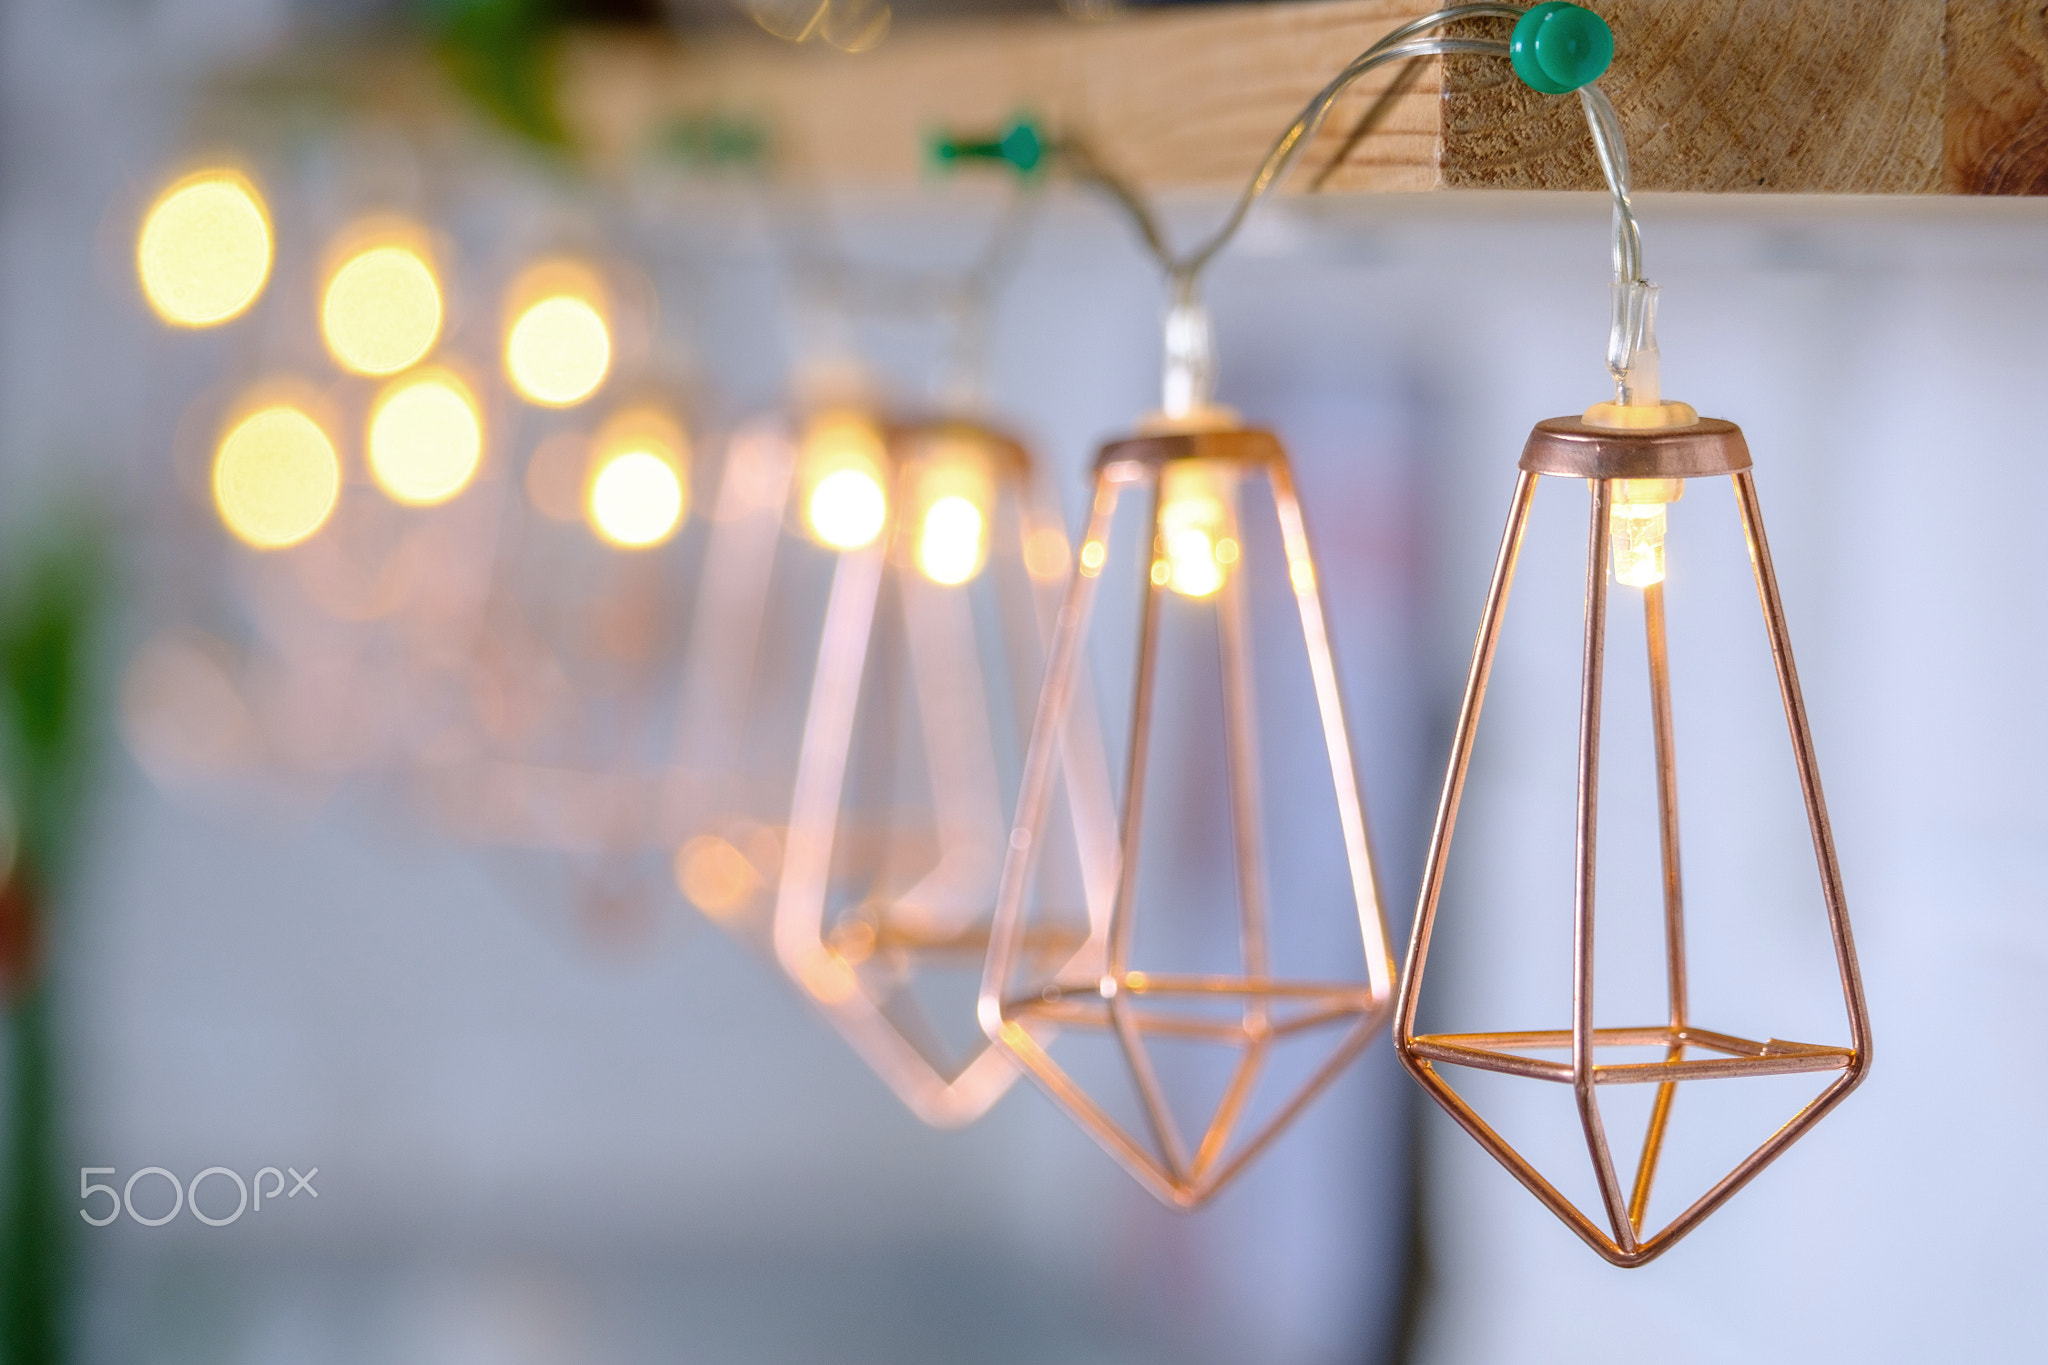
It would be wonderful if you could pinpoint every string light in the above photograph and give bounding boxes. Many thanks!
[504,261,611,407]
[366,369,483,506]
[1394,3,1869,1270]
[321,235,442,376]
[1608,478,1680,587]
[774,421,1093,1128]
[982,424,1394,1206]
[1153,461,1236,598]
[799,411,889,550]
[675,835,762,920]
[917,497,982,584]
[585,406,688,548]
[909,439,995,585]
[588,451,684,549]
[136,171,271,327]
[212,403,340,549]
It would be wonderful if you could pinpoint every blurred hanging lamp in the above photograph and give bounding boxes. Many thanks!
[764,166,1112,1125]
[960,7,1539,1200]
[980,297,1394,1206]
[1394,5,1870,1267]
[770,410,1115,1127]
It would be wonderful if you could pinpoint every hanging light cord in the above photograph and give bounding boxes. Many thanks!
[758,166,1045,409]
[1042,2,1647,406]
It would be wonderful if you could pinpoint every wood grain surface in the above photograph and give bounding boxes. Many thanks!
[553,0,2048,196]
[1946,0,2048,192]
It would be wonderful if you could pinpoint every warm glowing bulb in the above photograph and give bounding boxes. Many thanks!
[136,172,271,327]
[799,412,890,550]
[505,294,610,406]
[588,449,685,548]
[1610,479,1681,588]
[1165,527,1225,597]
[322,243,441,376]
[908,439,994,583]
[1155,464,1236,599]
[1611,504,1667,587]
[212,405,340,549]
[918,495,985,585]
[808,468,888,550]
[367,371,482,506]
[676,836,760,918]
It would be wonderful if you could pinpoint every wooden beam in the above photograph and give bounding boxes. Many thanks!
[555,0,2048,195]
[1946,0,2048,193]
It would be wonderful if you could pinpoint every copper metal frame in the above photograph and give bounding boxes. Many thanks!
[772,420,1115,1128]
[1396,415,1872,1267]
[981,427,1397,1209]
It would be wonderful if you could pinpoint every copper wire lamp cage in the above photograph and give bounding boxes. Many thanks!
[981,423,1397,1208]
[1396,414,1872,1266]
[666,415,814,951]
[771,416,1115,1127]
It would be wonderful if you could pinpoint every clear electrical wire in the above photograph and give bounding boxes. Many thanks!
[1043,3,1648,410]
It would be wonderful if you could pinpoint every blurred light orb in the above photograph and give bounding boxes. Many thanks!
[588,449,684,548]
[322,244,441,375]
[675,836,760,918]
[136,172,272,327]
[212,405,340,549]
[1024,525,1070,581]
[506,294,610,407]
[917,495,985,585]
[367,371,482,506]
[807,468,888,550]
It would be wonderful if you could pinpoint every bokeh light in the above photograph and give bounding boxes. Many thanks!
[1155,463,1235,599]
[136,171,272,327]
[675,836,761,919]
[584,406,688,547]
[367,370,483,506]
[589,451,684,548]
[322,241,442,376]
[504,263,611,407]
[807,468,887,550]
[909,439,993,585]
[800,412,889,550]
[1024,525,1071,582]
[917,495,984,585]
[212,404,341,549]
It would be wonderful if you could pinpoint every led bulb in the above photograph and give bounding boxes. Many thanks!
[1609,479,1682,588]
[366,370,482,506]
[1610,504,1666,587]
[503,262,611,408]
[1154,462,1237,599]
[136,171,272,327]
[584,406,689,548]
[322,240,442,376]
[809,469,887,550]
[909,437,995,585]
[918,496,984,585]
[588,450,685,548]
[212,404,340,549]
[800,411,890,550]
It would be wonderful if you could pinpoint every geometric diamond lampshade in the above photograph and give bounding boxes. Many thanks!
[1396,412,1872,1266]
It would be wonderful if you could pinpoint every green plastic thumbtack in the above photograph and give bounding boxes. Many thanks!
[1510,2,1614,95]
[929,116,1045,175]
